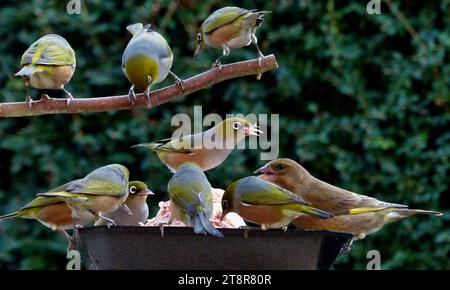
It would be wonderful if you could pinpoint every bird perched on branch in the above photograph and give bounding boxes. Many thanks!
[166,163,223,237]
[221,176,333,231]
[95,181,154,226]
[15,34,76,108]
[195,7,270,74]
[132,117,262,172]
[255,158,443,239]
[122,23,184,105]
[37,164,130,228]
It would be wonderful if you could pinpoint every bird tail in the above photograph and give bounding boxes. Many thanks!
[14,66,34,77]
[297,205,334,219]
[392,209,443,218]
[195,212,224,238]
[0,212,19,221]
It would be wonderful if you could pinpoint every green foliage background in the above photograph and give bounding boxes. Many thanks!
[0,0,449,269]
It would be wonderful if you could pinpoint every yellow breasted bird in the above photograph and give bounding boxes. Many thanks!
[15,34,76,108]
[132,117,262,172]
[256,158,443,239]
[0,196,90,243]
[167,163,223,237]
[122,23,184,104]
[95,181,154,226]
[221,176,333,230]
[195,7,271,69]
[37,164,130,228]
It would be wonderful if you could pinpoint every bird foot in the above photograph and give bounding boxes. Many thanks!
[212,60,222,71]
[25,95,33,109]
[66,94,74,107]
[256,53,264,80]
[238,226,259,238]
[128,87,137,105]
[158,223,168,237]
[340,239,354,255]
[106,222,115,229]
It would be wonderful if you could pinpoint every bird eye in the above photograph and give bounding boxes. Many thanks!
[130,186,137,194]
[197,33,202,41]
[222,200,228,209]
[232,122,241,130]
[275,164,285,171]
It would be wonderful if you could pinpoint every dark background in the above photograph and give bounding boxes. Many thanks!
[0,0,448,269]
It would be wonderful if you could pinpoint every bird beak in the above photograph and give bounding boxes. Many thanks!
[254,164,274,175]
[139,189,154,196]
[243,124,263,136]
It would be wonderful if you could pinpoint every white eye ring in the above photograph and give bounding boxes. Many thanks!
[130,186,137,194]
[197,33,202,41]
[232,122,240,130]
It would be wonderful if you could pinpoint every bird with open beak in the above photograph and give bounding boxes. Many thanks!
[255,158,443,239]
[132,118,262,172]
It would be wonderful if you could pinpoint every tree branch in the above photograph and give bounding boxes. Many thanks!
[0,55,278,118]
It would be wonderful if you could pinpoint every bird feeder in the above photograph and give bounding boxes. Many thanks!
[78,226,352,270]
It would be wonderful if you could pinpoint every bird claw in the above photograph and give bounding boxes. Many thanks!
[256,53,264,80]
[106,222,116,229]
[25,95,33,109]
[212,60,222,71]
[158,223,167,237]
[128,86,136,105]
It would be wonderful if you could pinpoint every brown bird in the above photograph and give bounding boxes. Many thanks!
[255,158,443,239]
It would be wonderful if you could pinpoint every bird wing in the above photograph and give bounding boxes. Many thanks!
[39,165,128,197]
[306,178,408,215]
[239,177,310,206]
[202,7,249,34]
[20,196,66,210]
[22,35,75,66]
[170,190,203,217]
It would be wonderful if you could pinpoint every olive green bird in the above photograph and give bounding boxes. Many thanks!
[15,34,76,108]
[37,164,130,228]
[122,23,184,104]
[256,158,443,239]
[0,196,91,243]
[195,7,271,70]
[166,163,223,238]
[132,117,262,172]
[221,176,334,230]
[95,181,154,226]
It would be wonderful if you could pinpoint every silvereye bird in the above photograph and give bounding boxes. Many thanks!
[132,117,262,172]
[0,196,90,243]
[14,34,76,108]
[167,163,224,237]
[194,7,271,68]
[122,23,184,104]
[255,158,443,239]
[37,164,130,228]
[221,176,334,230]
[95,181,154,226]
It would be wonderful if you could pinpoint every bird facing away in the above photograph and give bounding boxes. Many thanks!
[221,176,333,230]
[195,6,271,70]
[37,164,130,228]
[167,163,223,237]
[132,117,262,172]
[122,23,184,104]
[95,181,154,226]
[256,158,443,239]
[15,34,76,107]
